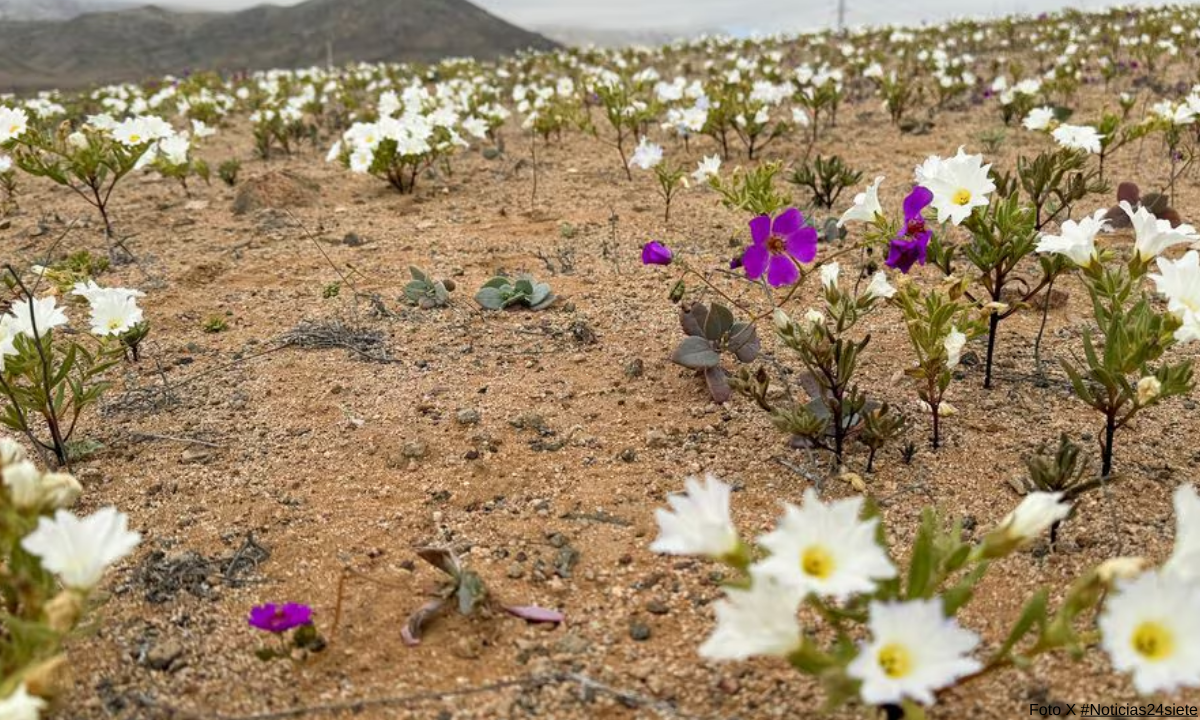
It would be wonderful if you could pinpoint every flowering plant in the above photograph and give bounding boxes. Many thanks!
[0,270,146,467]
[652,474,1200,714]
[0,439,140,714]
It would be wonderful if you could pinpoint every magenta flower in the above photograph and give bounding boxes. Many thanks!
[742,208,818,287]
[641,241,674,266]
[248,603,313,633]
[886,186,934,274]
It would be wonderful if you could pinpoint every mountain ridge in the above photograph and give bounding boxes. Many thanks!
[0,0,557,91]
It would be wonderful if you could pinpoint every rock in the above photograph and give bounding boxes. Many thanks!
[645,430,669,449]
[401,441,427,459]
[180,447,213,464]
[456,408,481,425]
[146,639,184,672]
[232,170,320,215]
[552,633,590,655]
[618,447,637,463]
[507,563,525,579]
[629,622,652,641]
[646,600,669,615]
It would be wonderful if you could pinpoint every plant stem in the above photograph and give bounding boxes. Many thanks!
[1033,275,1055,376]
[1101,410,1116,478]
[983,311,1000,389]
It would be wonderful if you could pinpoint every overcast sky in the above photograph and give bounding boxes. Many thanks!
[154,0,1113,32]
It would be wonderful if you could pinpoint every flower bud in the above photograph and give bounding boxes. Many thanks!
[1136,376,1161,405]
[40,472,82,509]
[67,131,89,150]
[772,308,792,333]
[803,309,825,328]
[44,590,85,633]
[3,460,43,510]
[0,437,26,467]
[23,655,68,698]
[1096,556,1146,584]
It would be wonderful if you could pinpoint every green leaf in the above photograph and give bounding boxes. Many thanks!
[906,509,937,599]
[703,303,734,341]
[671,337,721,369]
[994,589,1049,660]
[474,286,508,310]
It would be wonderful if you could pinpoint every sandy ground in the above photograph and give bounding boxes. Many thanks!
[5,78,1200,720]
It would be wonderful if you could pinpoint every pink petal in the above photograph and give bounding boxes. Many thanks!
[743,243,769,280]
[503,605,566,624]
[766,254,799,287]
[785,227,819,264]
[749,215,771,244]
[772,207,803,236]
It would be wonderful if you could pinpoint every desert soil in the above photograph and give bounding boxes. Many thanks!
[6,83,1200,720]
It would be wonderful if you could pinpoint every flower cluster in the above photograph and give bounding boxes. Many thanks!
[653,474,1200,707]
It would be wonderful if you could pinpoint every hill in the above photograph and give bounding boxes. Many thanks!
[0,0,557,91]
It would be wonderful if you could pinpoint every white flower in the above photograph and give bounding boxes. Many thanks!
[70,280,144,303]
[838,176,884,227]
[1100,571,1200,694]
[848,599,982,705]
[865,271,896,300]
[20,507,141,590]
[1035,210,1110,267]
[650,474,739,559]
[943,326,967,369]
[7,296,68,339]
[349,146,374,174]
[1150,251,1200,343]
[1022,106,1056,131]
[461,116,488,139]
[190,119,216,138]
[699,571,803,661]
[156,134,190,166]
[754,488,896,600]
[691,155,721,184]
[36,472,82,510]
[0,154,11,173]
[820,262,840,289]
[628,136,663,170]
[0,106,29,143]
[791,107,811,127]
[1052,124,1103,154]
[996,492,1071,544]
[1164,484,1200,583]
[66,131,88,150]
[0,684,47,720]
[0,315,17,371]
[86,290,143,337]
[916,147,995,226]
[1122,201,1199,259]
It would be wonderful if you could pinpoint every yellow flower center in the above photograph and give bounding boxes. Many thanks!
[130,134,141,143]
[952,188,972,205]
[107,319,122,331]
[801,545,835,579]
[1131,621,1174,661]
[877,643,914,678]
[8,124,18,134]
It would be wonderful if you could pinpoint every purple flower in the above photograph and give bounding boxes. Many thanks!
[248,603,313,633]
[741,208,818,287]
[641,241,673,266]
[886,186,933,274]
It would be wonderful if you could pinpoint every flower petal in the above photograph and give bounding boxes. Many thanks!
[785,227,819,264]
[772,207,803,236]
[749,215,771,244]
[742,243,769,280]
[766,254,799,287]
[904,185,934,218]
